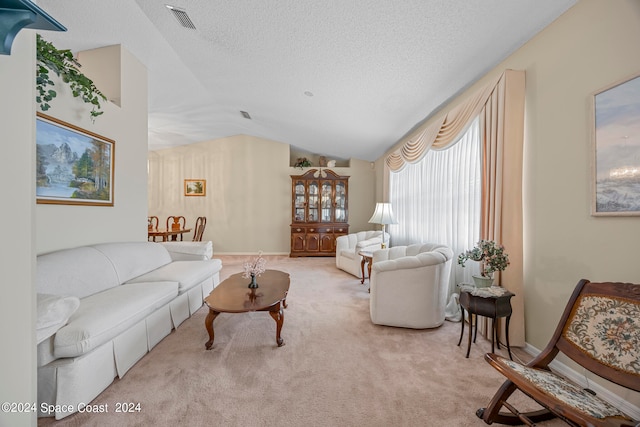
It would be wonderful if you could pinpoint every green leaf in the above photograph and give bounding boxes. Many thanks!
[36,35,105,120]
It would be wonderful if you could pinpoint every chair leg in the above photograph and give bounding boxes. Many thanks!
[477,379,556,426]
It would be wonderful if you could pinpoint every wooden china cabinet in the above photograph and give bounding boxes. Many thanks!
[290,169,349,257]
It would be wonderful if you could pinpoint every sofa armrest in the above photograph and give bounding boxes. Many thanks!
[160,241,213,260]
[336,234,357,253]
[37,294,80,344]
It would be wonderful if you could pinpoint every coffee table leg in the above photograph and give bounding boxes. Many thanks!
[269,303,285,347]
[205,309,220,350]
[360,257,366,284]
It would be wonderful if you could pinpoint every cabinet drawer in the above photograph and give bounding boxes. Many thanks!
[333,227,348,234]
[318,227,333,233]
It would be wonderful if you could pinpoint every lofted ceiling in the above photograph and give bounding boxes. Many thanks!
[37,0,576,161]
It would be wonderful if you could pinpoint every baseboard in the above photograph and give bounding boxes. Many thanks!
[523,343,640,419]
[215,252,291,256]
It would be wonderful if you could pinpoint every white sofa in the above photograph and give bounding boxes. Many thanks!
[369,243,453,329]
[335,230,389,278]
[36,241,222,419]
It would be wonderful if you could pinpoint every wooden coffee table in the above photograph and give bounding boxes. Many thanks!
[204,269,290,349]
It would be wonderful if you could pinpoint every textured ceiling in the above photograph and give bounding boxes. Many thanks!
[37,0,576,161]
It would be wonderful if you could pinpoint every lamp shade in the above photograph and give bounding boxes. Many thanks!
[368,202,397,225]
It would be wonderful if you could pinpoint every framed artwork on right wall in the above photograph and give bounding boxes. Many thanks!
[591,71,640,216]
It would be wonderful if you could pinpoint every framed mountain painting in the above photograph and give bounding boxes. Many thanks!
[36,113,115,206]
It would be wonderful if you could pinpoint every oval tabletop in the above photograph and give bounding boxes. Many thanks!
[204,269,290,313]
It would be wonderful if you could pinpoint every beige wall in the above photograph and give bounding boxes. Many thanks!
[148,135,377,254]
[379,0,640,405]
[36,45,148,254]
[0,32,37,427]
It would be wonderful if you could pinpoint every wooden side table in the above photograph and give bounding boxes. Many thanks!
[457,285,514,359]
[358,250,373,285]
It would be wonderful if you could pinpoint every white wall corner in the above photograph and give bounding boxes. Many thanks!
[77,44,122,107]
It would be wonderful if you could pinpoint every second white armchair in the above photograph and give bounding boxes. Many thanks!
[335,231,389,278]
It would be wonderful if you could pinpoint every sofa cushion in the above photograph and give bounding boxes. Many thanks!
[126,259,222,293]
[37,246,120,299]
[91,242,173,284]
[54,281,178,358]
[36,294,81,344]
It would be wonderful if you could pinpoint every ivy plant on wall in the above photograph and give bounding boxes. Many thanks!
[36,34,106,121]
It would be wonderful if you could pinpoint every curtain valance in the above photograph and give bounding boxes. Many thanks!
[386,71,507,172]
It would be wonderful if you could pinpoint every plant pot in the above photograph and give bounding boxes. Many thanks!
[472,275,494,288]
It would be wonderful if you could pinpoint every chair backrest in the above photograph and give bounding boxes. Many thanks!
[148,216,158,229]
[552,280,640,392]
[374,242,451,263]
[148,216,159,241]
[193,216,206,242]
[166,215,186,230]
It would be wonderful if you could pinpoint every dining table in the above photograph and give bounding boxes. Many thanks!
[148,227,191,242]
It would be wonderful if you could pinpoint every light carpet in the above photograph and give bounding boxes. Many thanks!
[39,255,564,427]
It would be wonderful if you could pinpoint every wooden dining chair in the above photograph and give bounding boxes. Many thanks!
[147,216,159,241]
[193,216,206,242]
[166,216,186,240]
[477,279,640,427]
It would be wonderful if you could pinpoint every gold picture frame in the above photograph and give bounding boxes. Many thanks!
[36,113,115,206]
[184,179,206,196]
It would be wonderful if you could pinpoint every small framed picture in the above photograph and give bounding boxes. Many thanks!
[591,72,640,216]
[184,179,206,196]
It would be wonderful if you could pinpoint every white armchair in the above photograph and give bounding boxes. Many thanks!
[369,243,453,329]
[335,231,389,278]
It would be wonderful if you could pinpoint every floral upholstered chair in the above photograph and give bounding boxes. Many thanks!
[478,279,640,427]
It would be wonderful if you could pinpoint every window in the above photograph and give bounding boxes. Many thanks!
[389,117,481,292]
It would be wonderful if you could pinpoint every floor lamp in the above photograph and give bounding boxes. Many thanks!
[368,202,397,248]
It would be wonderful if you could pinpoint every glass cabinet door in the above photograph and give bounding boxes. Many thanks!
[335,181,347,222]
[294,180,306,222]
[321,181,333,222]
[308,181,319,222]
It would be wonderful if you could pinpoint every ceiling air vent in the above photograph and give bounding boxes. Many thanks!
[165,5,196,30]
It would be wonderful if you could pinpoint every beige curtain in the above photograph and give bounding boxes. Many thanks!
[480,70,525,346]
[385,69,526,346]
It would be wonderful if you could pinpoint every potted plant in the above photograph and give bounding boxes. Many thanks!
[242,251,267,289]
[36,34,106,121]
[294,157,312,169]
[458,239,509,287]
